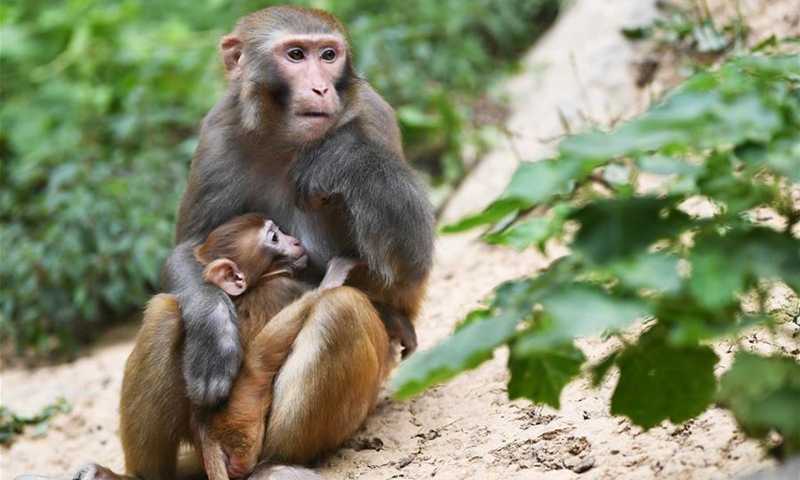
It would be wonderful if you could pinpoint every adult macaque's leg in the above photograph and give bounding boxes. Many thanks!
[261,287,393,464]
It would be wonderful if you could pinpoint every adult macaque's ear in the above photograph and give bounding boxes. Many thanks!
[204,259,247,296]
[220,35,244,80]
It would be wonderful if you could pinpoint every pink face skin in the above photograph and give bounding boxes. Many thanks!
[221,33,348,142]
[271,34,347,141]
[261,219,308,273]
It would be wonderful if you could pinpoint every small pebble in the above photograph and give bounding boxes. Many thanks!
[572,457,595,474]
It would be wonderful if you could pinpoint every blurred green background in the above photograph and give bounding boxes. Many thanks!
[0,0,559,355]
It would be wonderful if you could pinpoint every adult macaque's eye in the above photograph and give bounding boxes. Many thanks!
[321,49,336,62]
[287,48,304,61]
[267,231,278,244]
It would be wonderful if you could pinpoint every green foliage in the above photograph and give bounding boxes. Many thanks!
[718,353,800,458]
[394,54,800,455]
[508,341,584,409]
[0,0,558,354]
[0,398,71,443]
[610,327,718,430]
[621,2,742,56]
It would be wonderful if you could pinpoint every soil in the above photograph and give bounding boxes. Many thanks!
[2,0,798,479]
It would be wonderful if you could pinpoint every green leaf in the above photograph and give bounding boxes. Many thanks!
[591,350,620,387]
[696,153,778,214]
[444,156,604,234]
[500,157,581,205]
[692,21,729,53]
[392,261,578,399]
[515,283,650,354]
[390,308,519,399]
[638,154,701,176]
[736,135,800,182]
[441,198,523,233]
[0,397,70,444]
[571,197,687,264]
[484,217,551,250]
[718,353,800,455]
[397,105,439,129]
[607,252,682,294]
[455,307,494,331]
[621,26,652,40]
[391,280,537,399]
[688,247,744,310]
[690,229,800,300]
[501,156,602,206]
[611,328,718,429]
[508,341,586,408]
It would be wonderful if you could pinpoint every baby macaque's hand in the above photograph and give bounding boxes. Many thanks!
[319,257,363,291]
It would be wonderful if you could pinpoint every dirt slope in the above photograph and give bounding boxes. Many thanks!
[2,0,798,478]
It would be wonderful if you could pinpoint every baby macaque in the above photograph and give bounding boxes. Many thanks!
[120,213,361,480]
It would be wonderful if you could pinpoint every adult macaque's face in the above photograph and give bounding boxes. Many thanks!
[271,35,347,141]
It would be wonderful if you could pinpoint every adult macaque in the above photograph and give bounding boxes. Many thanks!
[166,4,433,410]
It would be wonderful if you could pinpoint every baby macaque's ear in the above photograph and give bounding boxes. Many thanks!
[204,259,247,296]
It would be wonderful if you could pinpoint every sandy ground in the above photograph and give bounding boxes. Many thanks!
[2,0,799,479]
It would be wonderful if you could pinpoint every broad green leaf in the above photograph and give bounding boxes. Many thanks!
[503,156,605,206]
[392,261,578,399]
[515,283,650,354]
[607,252,682,294]
[508,341,586,408]
[442,198,523,233]
[611,328,718,429]
[736,135,800,182]
[443,157,586,233]
[692,21,729,53]
[571,197,687,264]
[655,292,764,345]
[718,353,800,455]
[591,350,620,387]
[690,229,800,298]
[484,217,551,250]
[688,248,744,310]
[638,154,701,176]
[391,280,538,399]
[724,55,800,80]
[696,153,778,214]
[740,230,800,291]
[391,308,518,399]
[397,105,439,129]
[455,307,493,332]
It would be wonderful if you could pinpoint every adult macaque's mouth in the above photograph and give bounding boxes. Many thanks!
[298,111,329,117]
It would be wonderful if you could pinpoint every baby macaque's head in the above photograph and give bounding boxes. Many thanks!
[194,213,308,296]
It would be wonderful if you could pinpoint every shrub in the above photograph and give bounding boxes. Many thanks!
[393,54,800,457]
